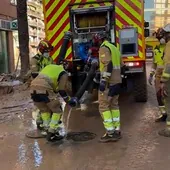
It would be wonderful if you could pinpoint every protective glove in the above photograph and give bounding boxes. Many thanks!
[108,84,121,97]
[99,80,106,92]
[68,97,78,107]
[148,74,154,85]
[91,58,99,65]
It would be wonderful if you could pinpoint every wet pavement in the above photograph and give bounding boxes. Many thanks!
[0,61,170,170]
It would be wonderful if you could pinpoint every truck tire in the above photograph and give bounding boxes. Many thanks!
[134,71,148,102]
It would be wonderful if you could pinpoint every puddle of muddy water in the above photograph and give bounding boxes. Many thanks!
[32,140,43,167]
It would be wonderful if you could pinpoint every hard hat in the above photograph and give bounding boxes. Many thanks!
[37,39,54,54]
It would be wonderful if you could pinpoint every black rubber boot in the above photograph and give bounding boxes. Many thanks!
[36,122,44,130]
[155,114,167,122]
[99,131,122,143]
[46,132,64,142]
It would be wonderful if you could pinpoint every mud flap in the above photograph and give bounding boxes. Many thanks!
[25,130,46,139]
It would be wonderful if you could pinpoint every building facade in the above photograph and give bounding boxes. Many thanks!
[0,0,17,73]
[13,0,45,71]
[27,0,45,56]
[144,0,170,35]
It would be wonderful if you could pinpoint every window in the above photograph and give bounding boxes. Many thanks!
[155,0,166,2]
[155,3,165,8]
[10,0,17,5]
[156,10,165,14]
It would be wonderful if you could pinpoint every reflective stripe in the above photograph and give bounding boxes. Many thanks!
[113,66,121,69]
[113,117,120,122]
[103,72,111,78]
[111,109,120,130]
[159,106,166,114]
[106,127,115,131]
[104,119,113,123]
[159,106,165,108]
[102,110,114,131]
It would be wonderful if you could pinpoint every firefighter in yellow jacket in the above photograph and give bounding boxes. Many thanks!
[148,37,166,122]
[30,39,54,129]
[30,64,77,141]
[97,32,122,142]
[30,39,54,78]
[158,24,170,137]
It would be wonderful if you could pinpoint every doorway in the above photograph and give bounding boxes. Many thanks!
[0,31,8,73]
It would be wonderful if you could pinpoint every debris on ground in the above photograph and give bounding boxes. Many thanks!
[0,73,24,95]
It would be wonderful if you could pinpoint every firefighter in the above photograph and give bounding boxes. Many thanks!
[30,39,54,78]
[87,34,100,62]
[97,32,122,142]
[148,29,167,122]
[30,63,78,141]
[158,24,170,137]
[30,39,54,129]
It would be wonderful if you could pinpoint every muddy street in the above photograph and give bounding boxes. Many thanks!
[0,61,169,170]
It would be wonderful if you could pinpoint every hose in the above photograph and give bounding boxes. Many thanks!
[75,62,98,100]
[56,31,72,65]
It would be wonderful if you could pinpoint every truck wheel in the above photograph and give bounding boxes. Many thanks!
[134,71,148,102]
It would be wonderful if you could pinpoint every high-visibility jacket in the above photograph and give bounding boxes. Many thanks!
[153,45,165,67]
[150,45,165,78]
[39,64,65,90]
[99,40,121,85]
[161,41,170,82]
[30,54,54,73]
[99,40,120,72]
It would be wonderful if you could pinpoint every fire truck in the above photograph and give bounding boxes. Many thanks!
[42,0,149,102]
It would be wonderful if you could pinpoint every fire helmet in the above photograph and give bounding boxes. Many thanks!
[37,39,54,54]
